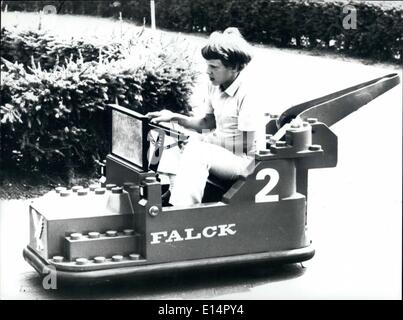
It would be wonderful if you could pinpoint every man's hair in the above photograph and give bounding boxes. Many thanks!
[201,27,253,71]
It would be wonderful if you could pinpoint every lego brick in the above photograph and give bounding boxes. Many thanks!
[147,194,307,264]
[29,204,134,260]
[65,232,139,261]
[106,154,154,186]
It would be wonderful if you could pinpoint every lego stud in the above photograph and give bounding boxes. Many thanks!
[76,258,89,265]
[303,122,309,127]
[145,177,157,183]
[112,187,123,194]
[95,188,106,195]
[70,233,82,240]
[149,206,160,217]
[52,256,64,263]
[55,187,66,194]
[291,123,300,129]
[306,118,318,124]
[129,185,140,194]
[266,135,276,147]
[60,190,72,197]
[123,229,134,236]
[89,184,100,191]
[88,232,100,239]
[270,114,279,119]
[94,256,106,264]
[106,184,117,190]
[309,144,322,151]
[72,185,84,192]
[78,189,88,196]
[258,149,271,156]
[129,253,140,260]
[106,230,118,237]
[275,141,287,147]
[112,255,123,262]
[123,182,135,190]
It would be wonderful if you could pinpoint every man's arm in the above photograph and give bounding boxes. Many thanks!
[175,113,216,133]
[146,110,216,133]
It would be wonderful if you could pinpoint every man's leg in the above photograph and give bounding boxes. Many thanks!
[169,140,251,206]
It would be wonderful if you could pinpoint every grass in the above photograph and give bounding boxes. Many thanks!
[0,11,203,52]
[0,170,99,200]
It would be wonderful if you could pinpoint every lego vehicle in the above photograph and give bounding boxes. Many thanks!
[23,73,400,284]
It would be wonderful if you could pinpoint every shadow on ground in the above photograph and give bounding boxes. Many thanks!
[20,262,306,299]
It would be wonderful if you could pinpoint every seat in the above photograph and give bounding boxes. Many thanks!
[202,174,236,203]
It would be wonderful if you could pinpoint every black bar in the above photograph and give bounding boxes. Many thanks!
[279,73,400,127]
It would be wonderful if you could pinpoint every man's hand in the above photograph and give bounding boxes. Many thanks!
[146,110,215,132]
[146,110,177,123]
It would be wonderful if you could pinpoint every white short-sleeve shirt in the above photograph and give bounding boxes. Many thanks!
[203,70,261,155]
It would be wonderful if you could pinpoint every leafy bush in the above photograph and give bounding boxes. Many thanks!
[0,27,124,70]
[162,0,401,64]
[0,28,198,175]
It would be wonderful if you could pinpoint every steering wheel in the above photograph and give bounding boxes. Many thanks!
[147,123,188,172]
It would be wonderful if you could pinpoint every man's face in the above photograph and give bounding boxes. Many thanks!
[206,59,238,89]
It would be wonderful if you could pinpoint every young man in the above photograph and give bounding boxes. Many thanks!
[146,27,261,206]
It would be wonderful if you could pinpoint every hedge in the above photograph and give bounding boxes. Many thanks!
[3,0,402,63]
[0,27,198,175]
[0,27,124,70]
[154,0,403,64]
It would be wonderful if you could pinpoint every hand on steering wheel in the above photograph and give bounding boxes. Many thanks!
[146,110,176,123]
